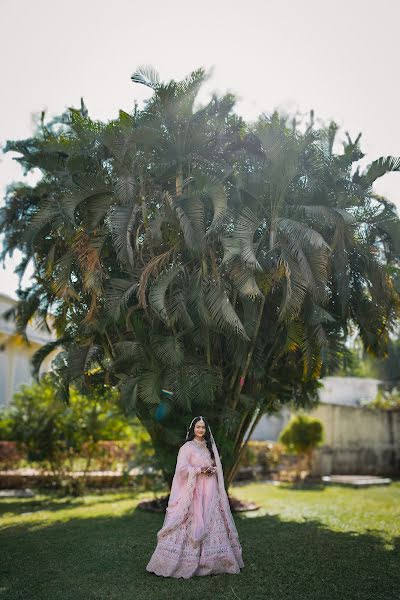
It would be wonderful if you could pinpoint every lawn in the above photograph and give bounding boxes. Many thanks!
[1,481,399,600]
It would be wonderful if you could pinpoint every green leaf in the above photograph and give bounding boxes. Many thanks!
[137,369,161,405]
[105,277,139,320]
[151,335,185,366]
[276,218,330,250]
[206,283,249,340]
[50,250,79,299]
[108,204,140,268]
[173,195,205,252]
[362,156,400,186]
[235,207,263,270]
[148,264,181,323]
[229,259,263,299]
[220,236,241,265]
[31,337,69,380]
[202,178,228,235]
[119,376,139,415]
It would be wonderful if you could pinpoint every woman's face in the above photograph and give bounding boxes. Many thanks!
[194,420,206,438]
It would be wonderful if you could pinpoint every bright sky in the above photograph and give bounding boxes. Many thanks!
[1,0,399,299]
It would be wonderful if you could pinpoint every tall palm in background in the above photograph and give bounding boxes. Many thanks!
[1,68,399,488]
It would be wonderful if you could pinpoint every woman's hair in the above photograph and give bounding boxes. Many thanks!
[182,416,216,462]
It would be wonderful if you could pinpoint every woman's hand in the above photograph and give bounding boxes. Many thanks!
[200,466,217,476]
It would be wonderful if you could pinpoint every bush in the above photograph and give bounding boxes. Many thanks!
[0,441,25,470]
[279,414,324,477]
[80,440,133,471]
[239,441,285,477]
[0,373,144,482]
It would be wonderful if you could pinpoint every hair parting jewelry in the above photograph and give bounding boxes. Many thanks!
[186,415,206,438]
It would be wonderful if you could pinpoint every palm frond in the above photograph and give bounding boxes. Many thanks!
[31,337,69,380]
[148,264,182,323]
[84,193,114,230]
[165,289,195,328]
[220,236,241,265]
[277,250,308,321]
[283,321,304,352]
[276,218,330,251]
[64,343,102,384]
[24,199,63,242]
[172,194,205,252]
[107,204,140,268]
[206,283,250,340]
[235,207,263,270]
[137,369,162,405]
[119,376,139,415]
[228,259,263,299]
[104,277,139,320]
[50,250,79,299]
[112,342,144,376]
[131,66,160,90]
[137,245,179,309]
[361,156,400,186]
[151,335,185,367]
[202,178,228,235]
[114,175,136,205]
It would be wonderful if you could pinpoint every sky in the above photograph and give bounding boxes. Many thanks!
[1,0,399,299]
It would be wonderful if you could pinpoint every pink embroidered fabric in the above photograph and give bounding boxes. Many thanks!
[146,440,244,578]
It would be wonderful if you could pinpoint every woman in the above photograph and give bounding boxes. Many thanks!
[146,416,245,578]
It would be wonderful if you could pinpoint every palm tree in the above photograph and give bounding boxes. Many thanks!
[1,69,399,490]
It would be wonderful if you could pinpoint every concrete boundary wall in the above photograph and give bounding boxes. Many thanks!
[310,404,400,476]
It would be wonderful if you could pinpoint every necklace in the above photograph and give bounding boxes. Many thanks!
[192,437,206,446]
[191,438,210,459]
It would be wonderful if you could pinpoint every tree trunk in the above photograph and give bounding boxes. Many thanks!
[226,407,263,488]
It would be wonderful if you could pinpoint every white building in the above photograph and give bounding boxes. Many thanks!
[0,293,56,408]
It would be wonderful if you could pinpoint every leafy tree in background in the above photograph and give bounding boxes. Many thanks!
[367,387,400,410]
[1,67,400,490]
[0,373,135,484]
[338,333,400,383]
[373,337,400,385]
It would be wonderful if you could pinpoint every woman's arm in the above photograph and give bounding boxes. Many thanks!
[176,444,202,476]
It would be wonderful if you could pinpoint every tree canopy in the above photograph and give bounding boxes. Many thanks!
[2,67,400,486]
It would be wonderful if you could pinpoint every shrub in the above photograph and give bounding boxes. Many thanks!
[279,414,324,476]
[0,441,25,470]
[0,373,140,481]
[238,441,286,479]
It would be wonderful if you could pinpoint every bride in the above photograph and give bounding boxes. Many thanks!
[146,416,245,578]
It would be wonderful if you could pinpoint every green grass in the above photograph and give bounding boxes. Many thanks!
[1,481,399,600]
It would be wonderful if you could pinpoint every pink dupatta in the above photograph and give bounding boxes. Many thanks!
[157,438,240,548]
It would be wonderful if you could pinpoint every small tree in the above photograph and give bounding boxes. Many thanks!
[279,414,324,477]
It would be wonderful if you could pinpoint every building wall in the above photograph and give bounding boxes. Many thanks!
[0,339,43,408]
[318,376,382,406]
[0,294,56,408]
[310,403,400,476]
[250,406,292,441]
[250,402,400,476]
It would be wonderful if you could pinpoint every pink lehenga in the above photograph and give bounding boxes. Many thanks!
[146,438,244,578]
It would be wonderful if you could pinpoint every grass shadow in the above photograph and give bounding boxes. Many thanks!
[1,500,399,600]
[276,481,327,492]
[0,489,157,519]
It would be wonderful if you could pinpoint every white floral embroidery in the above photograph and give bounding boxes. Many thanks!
[146,496,244,578]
